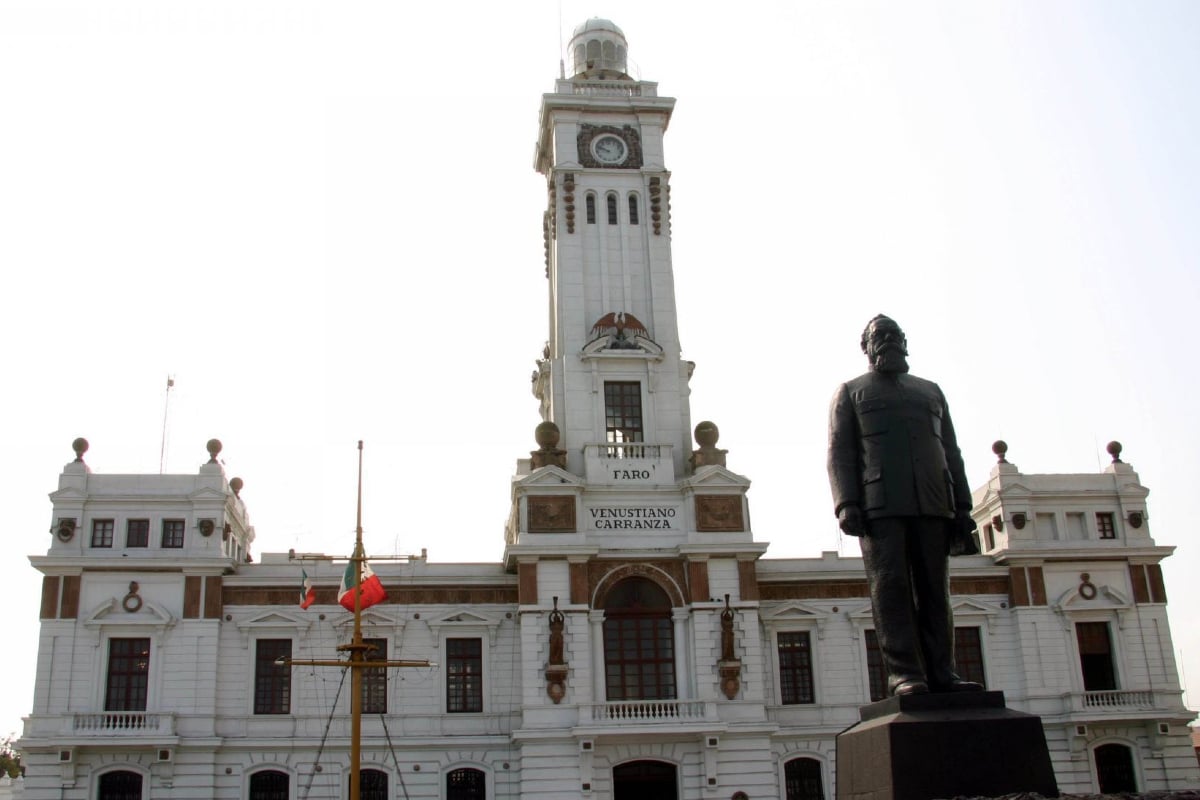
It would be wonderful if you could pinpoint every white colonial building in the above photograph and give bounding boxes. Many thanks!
[17,18,1198,800]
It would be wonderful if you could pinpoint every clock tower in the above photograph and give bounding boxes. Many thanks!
[507,18,754,556]
[504,24,763,793]
[529,18,696,488]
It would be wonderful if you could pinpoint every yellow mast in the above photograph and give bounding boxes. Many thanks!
[285,441,431,798]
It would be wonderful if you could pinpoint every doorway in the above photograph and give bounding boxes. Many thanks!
[613,760,678,800]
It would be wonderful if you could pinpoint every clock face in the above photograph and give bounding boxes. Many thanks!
[591,134,628,165]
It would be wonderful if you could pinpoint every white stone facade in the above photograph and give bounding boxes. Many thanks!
[18,18,1198,800]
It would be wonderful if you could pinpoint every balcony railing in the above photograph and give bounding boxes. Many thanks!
[583,442,675,485]
[72,712,174,735]
[555,79,658,98]
[1081,690,1155,709]
[586,700,711,723]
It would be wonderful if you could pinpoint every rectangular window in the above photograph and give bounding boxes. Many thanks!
[161,519,185,548]
[126,519,150,548]
[1076,621,1117,690]
[91,519,115,548]
[981,523,994,551]
[362,637,387,714]
[446,638,483,713]
[105,637,150,711]
[603,614,676,700]
[778,631,815,704]
[1096,512,1116,539]
[954,627,986,688]
[254,639,292,714]
[603,381,644,457]
[1036,512,1059,540]
[864,629,888,701]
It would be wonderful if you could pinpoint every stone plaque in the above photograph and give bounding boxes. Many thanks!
[695,495,744,532]
[528,496,576,533]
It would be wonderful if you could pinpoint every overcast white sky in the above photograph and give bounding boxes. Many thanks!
[2,1,1198,738]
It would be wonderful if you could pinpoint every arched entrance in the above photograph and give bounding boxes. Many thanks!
[613,760,677,800]
[97,770,143,800]
[1094,743,1137,793]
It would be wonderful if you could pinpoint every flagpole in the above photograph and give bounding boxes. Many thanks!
[349,440,365,800]
[283,441,432,796]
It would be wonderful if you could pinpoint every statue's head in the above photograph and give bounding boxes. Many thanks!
[861,314,909,374]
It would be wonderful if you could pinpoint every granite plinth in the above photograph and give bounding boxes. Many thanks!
[836,691,1059,800]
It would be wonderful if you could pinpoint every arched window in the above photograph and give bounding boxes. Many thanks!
[602,40,616,66]
[586,194,596,225]
[97,770,143,800]
[586,39,601,65]
[447,767,486,800]
[248,770,289,800]
[353,768,388,800]
[1094,743,1137,793]
[628,194,639,225]
[606,192,618,225]
[784,758,825,800]
[603,577,675,700]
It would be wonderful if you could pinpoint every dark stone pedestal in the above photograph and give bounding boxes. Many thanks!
[836,691,1058,800]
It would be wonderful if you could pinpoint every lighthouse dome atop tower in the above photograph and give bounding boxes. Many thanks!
[569,18,630,79]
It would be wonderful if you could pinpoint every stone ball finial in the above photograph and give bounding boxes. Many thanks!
[206,438,223,463]
[229,477,243,497]
[695,421,720,449]
[992,440,1008,464]
[1106,441,1123,463]
[534,421,561,450]
[72,437,89,462]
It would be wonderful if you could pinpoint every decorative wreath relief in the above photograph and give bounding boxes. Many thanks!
[1078,573,1097,601]
[122,581,143,613]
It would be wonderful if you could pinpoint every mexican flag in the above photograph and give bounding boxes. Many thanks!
[338,558,386,611]
[299,570,316,610]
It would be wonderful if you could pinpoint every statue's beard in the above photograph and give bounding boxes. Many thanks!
[870,349,909,374]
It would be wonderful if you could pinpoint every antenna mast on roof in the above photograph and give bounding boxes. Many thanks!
[159,375,175,474]
[557,0,565,78]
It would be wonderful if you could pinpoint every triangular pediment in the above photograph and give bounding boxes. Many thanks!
[999,482,1033,498]
[682,465,750,490]
[846,602,875,622]
[762,601,827,621]
[1054,584,1130,611]
[48,487,86,502]
[427,609,499,627]
[333,610,404,636]
[83,597,176,630]
[951,598,1003,616]
[426,608,503,645]
[188,486,228,500]
[236,610,312,633]
[950,598,1004,630]
[515,466,585,489]
[761,601,831,636]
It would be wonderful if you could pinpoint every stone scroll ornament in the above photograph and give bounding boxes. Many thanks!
[544,597,568,704]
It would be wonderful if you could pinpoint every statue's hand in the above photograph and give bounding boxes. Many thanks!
[838,505,866,536]
[947,511,980,556]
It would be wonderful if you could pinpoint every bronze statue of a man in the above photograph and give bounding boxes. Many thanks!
[827,314,981,697]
